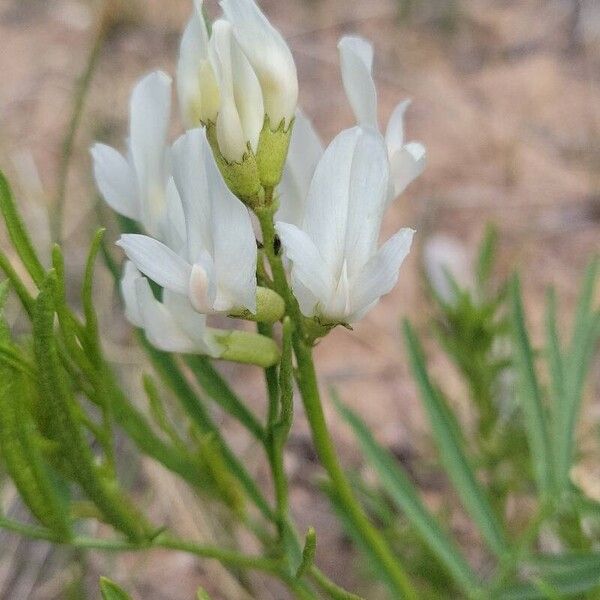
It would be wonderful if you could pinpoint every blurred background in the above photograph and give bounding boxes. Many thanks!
[0,0,599,597]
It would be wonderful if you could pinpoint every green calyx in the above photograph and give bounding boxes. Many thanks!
[256,116,294,190]
[214,329,280,368]
[205,122,263,206]
[229,287,285,324]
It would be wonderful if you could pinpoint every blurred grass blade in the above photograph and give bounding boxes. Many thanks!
[324,482,405,595]
[476,223,498,290]
[335,396,481,594]
[556,259,600,490]
[510,277,554,501]
[402,320,509,559]
[99,577,132,600]
[0,170,46,285]
[184,355,265,442]
[497,553,600,599]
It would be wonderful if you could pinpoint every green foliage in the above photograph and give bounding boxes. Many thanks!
[99,577,133,600]
[336,228,600,598]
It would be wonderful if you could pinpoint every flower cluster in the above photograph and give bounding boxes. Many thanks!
[92,0,425,364]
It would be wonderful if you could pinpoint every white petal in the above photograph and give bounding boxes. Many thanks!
[206,146,257,312]
[90,143,139,219]
[389,141,426,197]
[163,177,187,254]
[302,127,388,279]
[221,0,297,125]
[129,71,172,234]
[117,234,191,295]
[135,278,196,353]
[171,128,257,312]
[163,289,222,356]
[342,128,390,278]
[171,129,213,262]
[384,99,411,156]
[301,127,361,275]
[349,228,415,321]
[119,261,144,327]
[338,36,378,129]
[277,109,323,227]
[210,20,264,161]
[177,2,220,126]
[276,222,332,317]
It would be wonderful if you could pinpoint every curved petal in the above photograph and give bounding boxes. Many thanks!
[384,99,410,156]
[90,143,139,219]
[210,20,264,161]
[119,261,144,327]
[389,141,426,197]
[206,142,257,312]
[338,36,378,129]
[129,71,172,234]
[177,1,219,126]
[135,278,196,353]
[275,222,332,316]
[221,0,297,125]
[171,129,212,262]
[349,227,415,320]
[277,109,323,227]
[302,126,361,274]
[163,289,222,357]
[343,127,389,278]
[117,234,191,295]
[163,176,186,254]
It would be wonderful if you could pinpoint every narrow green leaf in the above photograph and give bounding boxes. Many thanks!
[33,273,149,541]
[0,249,35,315]
[141,336,273,520]
[82,228,105,341]
[497,557,600,599]
[0,170,46,285]
[184,355,265,441]
[510,277,554,500]
[335,396,481,594]
[196,588,212,600]
[476,223,498,290]
[99,577,132,600]
[295,527,316,578]
[403,320,509,559]
[0,368,71,538]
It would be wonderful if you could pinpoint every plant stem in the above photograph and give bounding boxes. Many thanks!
[52,4,108,243]
[256,206,417,600]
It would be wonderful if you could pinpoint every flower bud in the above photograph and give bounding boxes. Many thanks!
[207,19,264,203]
[221,0,298,129]
[177,0,220,127]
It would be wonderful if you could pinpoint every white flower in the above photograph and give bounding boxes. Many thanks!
[221,0,298,129]
[117,128,257,315]
[276,127,414,324]
[91,71,184,243]
[338,36,426,199]
[276,109,323,227]
[120,261,221,356]
[209,19,264,163]
[177,0,220,127]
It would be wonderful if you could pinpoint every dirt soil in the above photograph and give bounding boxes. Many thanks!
[0,0,599,598]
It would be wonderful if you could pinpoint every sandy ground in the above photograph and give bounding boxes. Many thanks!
[0,0,599,598]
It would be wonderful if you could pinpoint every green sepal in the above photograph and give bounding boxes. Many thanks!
[256,116,294,190]
[205,122,263,205]
[229,287,285,324]
[214,329,280,368]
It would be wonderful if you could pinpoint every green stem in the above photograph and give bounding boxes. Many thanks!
[256,206,417,600]
[52,7,106,243]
